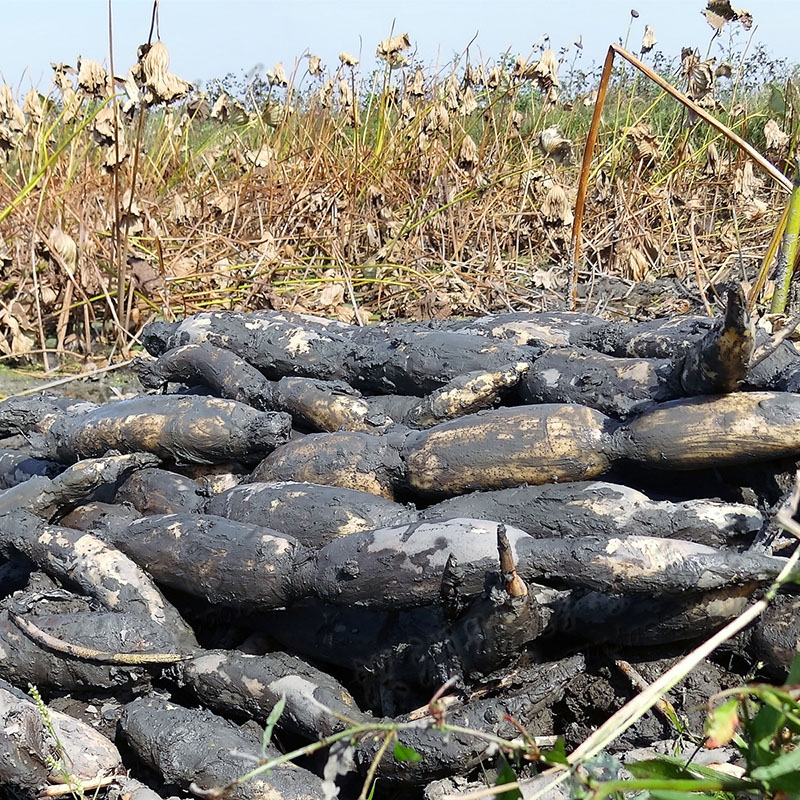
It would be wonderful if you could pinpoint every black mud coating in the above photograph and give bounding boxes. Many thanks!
[251,429,407,499]
[119,695,326,799]
[114,467,205,515]
[9,307,800,797]
[752,593,800,677]
[355,656,584,783]
[581,315,717,359]
[0,449,60,490]
[419,481,763,548]
[139,341,395,433]
[142,310,535,395]
[138,342,278,409]
[33,394,292,465]
[547,583,757,645]
[98,513,310,609]
[0,603,185,691]
[0,452,158,520]
[679,288,754,395]
[204,481,417,548]
[519,347,682,419]
[0,510,196,647]
[0,394,98,438]
[172,649,370,738]
[0,676,122,792]
[445,311,608,347]
[58,501,143,538]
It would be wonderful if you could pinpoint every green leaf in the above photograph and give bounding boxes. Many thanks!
[770,85,787,115]
[648,792,718,800]
[771,771,800,795]
[751,745,800,781]
[627,759,689,780]
[495,754,522,800]
[393,741,422,763]
[261,694,285,753]
[541,738,568,766]
[643,755,748,789]
[787,651,800,684]
[704,697,739,747]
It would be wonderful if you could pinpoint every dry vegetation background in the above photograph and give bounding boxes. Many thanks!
[0,1,796,368]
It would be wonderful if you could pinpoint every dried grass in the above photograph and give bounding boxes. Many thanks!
[0,8,795,365]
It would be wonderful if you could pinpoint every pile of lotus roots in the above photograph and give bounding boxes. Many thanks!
[2,290,800,799]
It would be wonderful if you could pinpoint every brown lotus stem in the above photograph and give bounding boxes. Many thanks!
[497,523,527,597]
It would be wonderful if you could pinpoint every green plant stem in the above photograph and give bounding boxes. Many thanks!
[0,100,110,225]
[770,168,800,313]
[588,776,753,799]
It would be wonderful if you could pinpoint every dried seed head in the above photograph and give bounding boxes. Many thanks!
[140,41,191,104]
[376,33,411,66]
[457,134,479,168]
[683,51,716,104]
[444,74,460,110]
[121,68,140,114]
[408,68,425,97]
[142,41,170,83]
[705,141,720,175]
[641,25,657,53]
[541,183,573,226]
[715,62,733,79]
[77,57,110,98]
[268,62,288,87]
[308,55,323,76]
[764,118,790,152]
[318,78,334,108]
[91,105,119,145]
[536,126,574,165]
[210,93,230,122]
[532,49,559,88]
[338,79,354,106]
[459,87,478,116]
[48,227,78,275]
[734,161,759,199]
[624,121,659,167]
[339,52,359,67]
[486,65,502,90]
[625,246,651,282]
[464,63,483,88]
[703,0,753,31]
[50,63,75,94]
[0,85,25,133]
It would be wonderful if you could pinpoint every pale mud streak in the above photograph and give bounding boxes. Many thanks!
[366,518,530,572]
[682,499,762,530]
[69,531,170,625]
[285,329,319,356]
[268,675,334,725]
[599,536,714,579]
[540,368,562,388]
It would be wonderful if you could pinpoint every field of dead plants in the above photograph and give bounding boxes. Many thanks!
[0,2,797,374]
[7,5,800,800]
